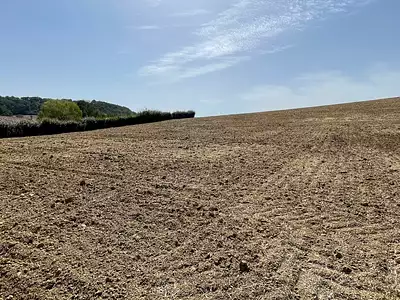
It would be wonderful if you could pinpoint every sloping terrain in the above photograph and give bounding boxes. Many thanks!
[1,98,399,300]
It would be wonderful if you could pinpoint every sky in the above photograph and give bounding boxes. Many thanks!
[0,0,399,116]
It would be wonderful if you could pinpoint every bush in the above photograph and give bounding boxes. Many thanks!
[172,110,196,119]
[136,110,172,123]
[39,119,84,135]
[38,100,83,121]
[0,120,39,138]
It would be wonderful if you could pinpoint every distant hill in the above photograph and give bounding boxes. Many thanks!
[0,96,134,117]
[90,100,133,117]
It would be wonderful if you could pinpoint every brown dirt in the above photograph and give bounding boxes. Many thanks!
[1,98,400,300]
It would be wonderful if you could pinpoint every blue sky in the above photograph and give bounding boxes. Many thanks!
[0,0,399,116]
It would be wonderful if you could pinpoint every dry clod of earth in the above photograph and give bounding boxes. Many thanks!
[1,98,400,299]
[239,261,250,273]
[334,250,343,260]
[342,267,353,275]
[64,197,74,204]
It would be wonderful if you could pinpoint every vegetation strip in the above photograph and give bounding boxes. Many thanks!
[0,110,195,138]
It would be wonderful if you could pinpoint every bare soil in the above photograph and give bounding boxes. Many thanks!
[1,98,400,300]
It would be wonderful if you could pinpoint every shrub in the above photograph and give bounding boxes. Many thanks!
[136,110,172,123]
[39,118,84,135]
[38,100,83,121]
[172,110,196,119]
[0,120,39,138]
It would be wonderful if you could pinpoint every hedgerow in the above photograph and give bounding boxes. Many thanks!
[0,110,195,138]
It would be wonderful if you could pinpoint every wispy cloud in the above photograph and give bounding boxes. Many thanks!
[256,44,294,55]
[139,56,250,83]
[134,25,160,30]
[176,56,250,80]
[139,0,372,81]
[170,9,211,18]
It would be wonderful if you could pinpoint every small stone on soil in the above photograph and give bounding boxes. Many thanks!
[335,251,343,259]
[239,261,250,273]
[65,197,74,204]
[342,266,352,274]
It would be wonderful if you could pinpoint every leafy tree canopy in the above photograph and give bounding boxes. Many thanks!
[38,100,83,121]
[0,104,12,116]
[76,100,101,118]
[90,100,133,117]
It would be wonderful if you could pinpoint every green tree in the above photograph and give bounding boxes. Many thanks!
[0,104,12,116]
[38,100,83,121]
[91,100,133,116]
[76,100,101,118]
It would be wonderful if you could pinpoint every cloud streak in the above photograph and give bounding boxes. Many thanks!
[139,0,371,81]
[170,9,211,18]
[134,25,160,30]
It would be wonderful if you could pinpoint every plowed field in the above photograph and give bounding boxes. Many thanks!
[1,98,400,299]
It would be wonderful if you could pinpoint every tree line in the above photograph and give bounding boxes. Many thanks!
[0,96,134,117]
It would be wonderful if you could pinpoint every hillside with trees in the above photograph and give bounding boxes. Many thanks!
[0,96,134,117]
[0,97,47,116]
